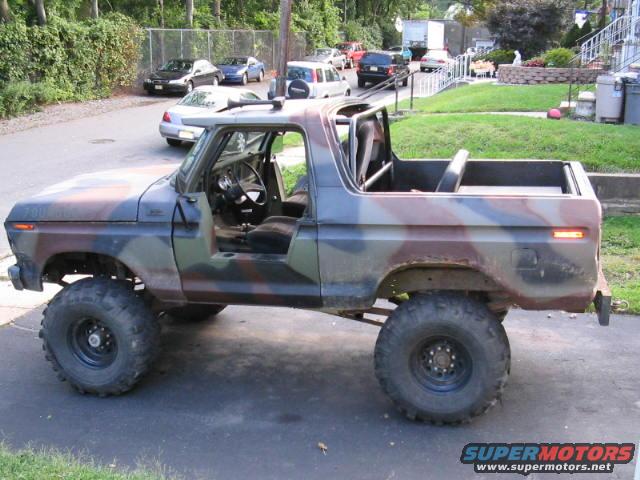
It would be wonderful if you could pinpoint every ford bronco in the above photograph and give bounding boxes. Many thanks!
[4,97,611,423]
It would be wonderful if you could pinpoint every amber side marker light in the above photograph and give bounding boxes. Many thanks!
[553,230,585,239]
[13,223,35,231]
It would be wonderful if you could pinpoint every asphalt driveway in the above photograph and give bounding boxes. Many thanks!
[0,307,638,479]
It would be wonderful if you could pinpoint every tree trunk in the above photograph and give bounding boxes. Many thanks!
[213,0,221,19]
[158,0,166,65]
[34,0,46,26]
[599,0,608,28]
[185,0,194,28]
[0,0,10,23]
[275,0,293,97]
[90,0,99,18]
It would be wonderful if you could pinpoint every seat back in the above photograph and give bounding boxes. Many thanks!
[436,149,469,193]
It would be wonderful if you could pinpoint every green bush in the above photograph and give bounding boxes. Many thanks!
[343,20,383,50]
[0,13,142,118]
[543,48,574,67]
[476,49,515,69]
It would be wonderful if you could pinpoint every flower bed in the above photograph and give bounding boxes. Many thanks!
[497,65,602,84]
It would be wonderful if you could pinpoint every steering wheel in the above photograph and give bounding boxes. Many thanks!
[227,161,267,207]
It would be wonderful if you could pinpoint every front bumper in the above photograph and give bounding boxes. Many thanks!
[593,265,611,326]
[144,82,188,94]
[159,121,204,142]
[8,264,23,291]
[221,74,245,83]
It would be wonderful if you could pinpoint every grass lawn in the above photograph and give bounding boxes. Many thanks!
[0,444,168,480]
[390,114,640,172]
[399,83,573,113]
[601,216,640,314]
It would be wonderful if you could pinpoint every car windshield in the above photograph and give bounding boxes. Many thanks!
[287,67,313,81]
[360,53,392,65]
[159,60,193,72]
[178,90,226,108]
[178,130,210,182]
[221,57,247,65]
[315,48,332,55]
[389,46,401,52]
[337,43,354,50]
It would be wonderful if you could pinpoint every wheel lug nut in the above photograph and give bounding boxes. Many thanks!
[429,350,434,356]
[450,363,455,368]
[451,355,456,360]
[445,348,450,353]
[442,369,447,373]
[437,346,442,351]
[428,359,432,364]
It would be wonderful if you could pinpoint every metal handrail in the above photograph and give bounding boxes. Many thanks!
[580,15,638,65]
[418,49,492,98]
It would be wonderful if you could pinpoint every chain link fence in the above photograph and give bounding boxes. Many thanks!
[139,28,307,81]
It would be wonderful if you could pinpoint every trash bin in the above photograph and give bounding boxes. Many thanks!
[624,82,640,126]
[595,75,624,123]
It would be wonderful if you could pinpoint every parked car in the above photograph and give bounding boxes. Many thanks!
[218,56,265,85]
[357,51,410,88]
[420,49,454,72]
[304,48,346,70]
[267,61,350,99]
[336,41,367,68]
[388,45,412,63]
[143,59,224,95]
[159,86,260,146]
[4,96,611,425]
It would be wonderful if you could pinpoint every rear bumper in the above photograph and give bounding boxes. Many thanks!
[159,121,204,142]
[357,72,393,83]
[593,265,611,326]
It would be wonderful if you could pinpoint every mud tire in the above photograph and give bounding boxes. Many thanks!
[374,292,510,424]
[40,278,160,396]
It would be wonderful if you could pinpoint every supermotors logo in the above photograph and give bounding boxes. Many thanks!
[460,443,636,475]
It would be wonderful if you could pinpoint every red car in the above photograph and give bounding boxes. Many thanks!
[336,41,367,68]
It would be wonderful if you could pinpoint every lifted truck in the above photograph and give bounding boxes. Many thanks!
[4,97,611,423]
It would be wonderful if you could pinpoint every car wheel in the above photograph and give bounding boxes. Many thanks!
[374,292,510,424]
[40,278,160,396]
[166,138,182,147]
[420,67,426,72]
[166,304,226,322]
[213,76,219,86]
[345,89,351,96]
[340,61,345,70]
[357,78,366,88]
[241,73,248,85]
[402,77,408,87]
[257,70,264,82]
[186,81,194,93]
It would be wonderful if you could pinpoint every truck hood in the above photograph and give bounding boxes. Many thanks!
[6,164,177,222]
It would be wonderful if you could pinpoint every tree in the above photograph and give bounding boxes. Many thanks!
[212,0,221,20]
[0,0,10,23]
[33,0,47,25]
[562,23,581,48]
[486,0,571,58]
[185,0,193,27]
[90,0,99,18]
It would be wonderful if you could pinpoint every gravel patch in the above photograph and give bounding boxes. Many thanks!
[0,93,171,136]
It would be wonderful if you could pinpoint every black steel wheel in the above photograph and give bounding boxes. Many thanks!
[40,278,160,396]
[374,292,510,424]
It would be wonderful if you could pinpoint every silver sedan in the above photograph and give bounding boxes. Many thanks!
[159,86,260,147]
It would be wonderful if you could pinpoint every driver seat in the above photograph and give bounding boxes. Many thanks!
[246,216,298,254]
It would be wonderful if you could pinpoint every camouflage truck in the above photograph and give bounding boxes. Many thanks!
[4,97,611,424]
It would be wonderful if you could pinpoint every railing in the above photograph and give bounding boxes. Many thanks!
[357,69,420,113]
[418,50,490,98]
[580,15,638,65]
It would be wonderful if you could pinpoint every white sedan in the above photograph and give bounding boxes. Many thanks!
[420,50,455,72]
[304,48,347,70]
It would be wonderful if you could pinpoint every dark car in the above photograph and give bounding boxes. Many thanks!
[356,51,410,88]
[143,58,224,95]
[218,56,265,85]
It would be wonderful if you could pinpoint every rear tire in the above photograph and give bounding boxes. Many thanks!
[166,304,226,322]
[166,138,182,147]
[374,292,510,424]
[257,70,264,82]
[357,78,366,88]
[40,278,160,396]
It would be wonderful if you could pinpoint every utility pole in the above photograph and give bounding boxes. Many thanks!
[275,0,293,97]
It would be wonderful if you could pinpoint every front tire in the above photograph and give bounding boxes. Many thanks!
[186,81,194,94]
[357,78,366,88]
[241,73,248,85]
[213,76,219,86]
[257,70,264,82]
[40,278,160,396]
[374,292,510,424]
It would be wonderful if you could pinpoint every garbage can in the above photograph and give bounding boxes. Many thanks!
[595,75,624,123]
[624,82,640,125]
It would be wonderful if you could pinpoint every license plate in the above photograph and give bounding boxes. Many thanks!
[369,66,378,72]
[154,85,163,90]
[178,130,195,140]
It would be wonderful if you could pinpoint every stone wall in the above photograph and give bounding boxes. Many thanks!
[497,65,602,84]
